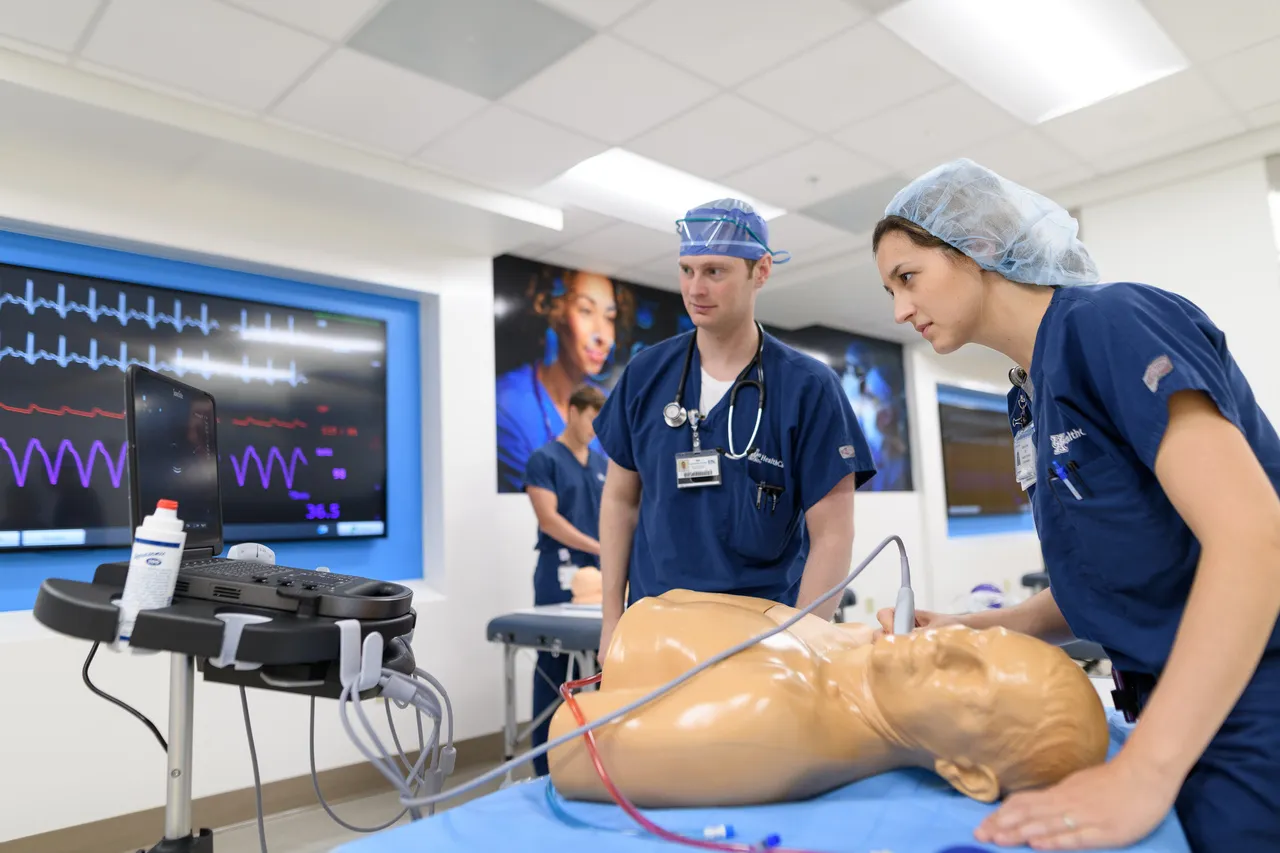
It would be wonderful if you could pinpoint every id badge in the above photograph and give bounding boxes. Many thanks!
[675,450,721,488]
[1013,424,1037,490]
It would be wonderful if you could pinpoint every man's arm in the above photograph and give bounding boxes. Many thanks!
[598,460,641,653]
[1114,390,1280,781]
[525,486,600,555]
[794,473,856,622]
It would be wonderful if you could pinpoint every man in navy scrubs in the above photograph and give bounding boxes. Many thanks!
[522,384,607,775]
[592,198,877,654]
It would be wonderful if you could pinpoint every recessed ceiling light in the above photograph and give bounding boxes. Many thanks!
[879,0,1189,124]
[542,148,785,234]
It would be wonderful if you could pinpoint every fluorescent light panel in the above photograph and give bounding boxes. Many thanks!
[545,148,785,235]
[879,0,1189,124]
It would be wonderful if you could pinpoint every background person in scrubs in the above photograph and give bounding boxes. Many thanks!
[593,198,877,654]
[872,159,1280,853]
[522,384,608,775]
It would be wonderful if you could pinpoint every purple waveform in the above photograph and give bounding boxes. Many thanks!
[0,437,128,488]
[230,446,308,489]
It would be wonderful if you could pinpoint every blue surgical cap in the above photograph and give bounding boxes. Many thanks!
[883,159,1098,287]
[676,198,791,264]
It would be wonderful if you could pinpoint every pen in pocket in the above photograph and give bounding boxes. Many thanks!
[1051,461,1083,500]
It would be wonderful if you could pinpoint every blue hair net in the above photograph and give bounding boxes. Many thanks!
[883,159,1098,287]
[676,198,790,264]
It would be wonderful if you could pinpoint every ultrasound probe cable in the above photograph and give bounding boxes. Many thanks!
[384,534,915,812]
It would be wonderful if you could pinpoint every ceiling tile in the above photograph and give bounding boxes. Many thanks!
[948,129,1091,187]
[0,0,100,52]
[627,94,813,180]
[271,48,488,157]
[1245,101,1280,131]
[721,139,894,210]
[81,0,329,112]
[416,104,608,191]
[740,22,951,134]
[347,0,592,101]
[1204,37,1280,114]
[533,0,649,29]
[558,220,677,266]
[1144,0,1280,62]
[225,0,384,41]
[799,174,910,234]
[1089,116,1250,175]
[502,34,718,144]
[1038,70,1236,163]
[765,214,860,258]
[612,0,864,88]
[834,83,1024,172]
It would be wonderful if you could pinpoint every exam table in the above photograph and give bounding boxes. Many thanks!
[331,710,1188,853]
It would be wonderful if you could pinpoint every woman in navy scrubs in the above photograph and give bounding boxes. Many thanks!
[872,159,1280,853]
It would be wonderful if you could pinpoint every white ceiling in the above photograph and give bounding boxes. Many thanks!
[0,0,1277,342]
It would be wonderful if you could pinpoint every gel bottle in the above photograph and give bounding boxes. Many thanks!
[115,499,187,650]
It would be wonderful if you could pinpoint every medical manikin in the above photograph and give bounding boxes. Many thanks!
[547,590,1109,807]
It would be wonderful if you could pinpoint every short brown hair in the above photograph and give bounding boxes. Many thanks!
[872,215,965,261]
[568,385,606,413]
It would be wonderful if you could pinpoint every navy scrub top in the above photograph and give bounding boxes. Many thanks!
[1007,281,1280,675]
[523,439,607,604]
[593,329,876,607]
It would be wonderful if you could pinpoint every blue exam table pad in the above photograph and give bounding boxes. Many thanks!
[333,711,1188,853]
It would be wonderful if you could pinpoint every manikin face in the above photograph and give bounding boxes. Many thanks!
[678,255,769,333]
[866,626,1079,788]
[875,231,985,355]
[558,273,617,377]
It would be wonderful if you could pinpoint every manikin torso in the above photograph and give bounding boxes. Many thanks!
[547,590,1109,808]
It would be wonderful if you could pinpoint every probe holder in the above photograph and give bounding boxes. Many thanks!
[33,569,417,853]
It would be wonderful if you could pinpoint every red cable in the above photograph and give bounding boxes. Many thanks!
[558,674,823,853]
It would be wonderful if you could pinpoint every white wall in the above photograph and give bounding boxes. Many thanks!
[904,343,1044,613]
[1079,159,1280,422]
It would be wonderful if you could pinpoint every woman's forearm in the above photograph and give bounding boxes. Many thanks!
[961,588,1075,644]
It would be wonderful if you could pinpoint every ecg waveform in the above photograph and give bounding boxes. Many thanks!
[0,332,308,386]
[0,401,124,419]
[0,437,128,488]
[0,280,220,334]
[232,417,308,429]
[229,446,309,489]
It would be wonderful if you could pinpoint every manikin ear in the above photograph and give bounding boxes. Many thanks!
[934,758,1001,803]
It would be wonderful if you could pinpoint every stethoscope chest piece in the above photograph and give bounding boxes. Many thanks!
[663,401,688,428]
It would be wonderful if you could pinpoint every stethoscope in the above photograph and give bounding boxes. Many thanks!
[662,323,765,460]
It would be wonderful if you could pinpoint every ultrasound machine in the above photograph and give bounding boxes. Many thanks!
[33,366,450,853]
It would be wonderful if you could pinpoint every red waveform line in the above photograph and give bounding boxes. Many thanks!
[0,402,125,419]
[231,416,308,429]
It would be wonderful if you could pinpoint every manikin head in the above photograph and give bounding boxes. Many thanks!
[562,385,605,447]
[873,158,1098,355]
[570,567,603,604]
[676,198,787,335]
[866,624,1109,801]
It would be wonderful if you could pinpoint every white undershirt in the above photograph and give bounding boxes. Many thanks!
[699,367,733,416]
